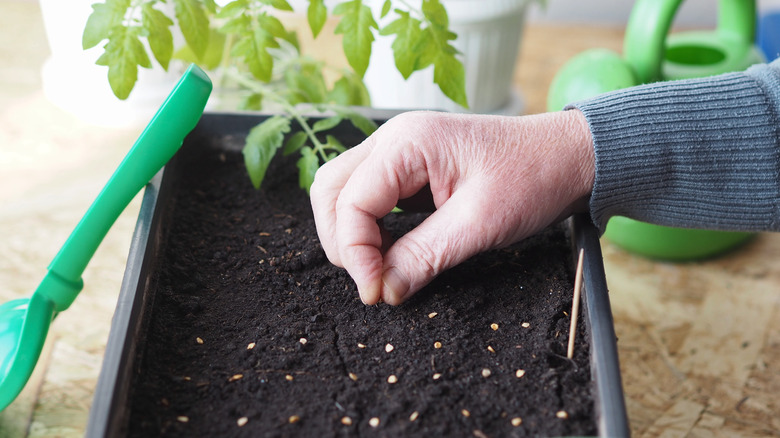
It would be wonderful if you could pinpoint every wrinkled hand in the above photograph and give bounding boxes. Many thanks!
[310,110,594,305]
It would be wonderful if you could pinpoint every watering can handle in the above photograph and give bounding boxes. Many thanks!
[624,0,756,84]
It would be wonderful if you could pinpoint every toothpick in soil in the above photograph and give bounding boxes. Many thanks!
[567,248,585,359]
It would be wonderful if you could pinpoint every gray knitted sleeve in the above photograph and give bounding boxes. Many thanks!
[571,58,780,235]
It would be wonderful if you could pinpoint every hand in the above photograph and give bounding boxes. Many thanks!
[310,110,594,305]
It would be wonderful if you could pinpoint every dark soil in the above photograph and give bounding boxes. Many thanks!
[125,124,595,437]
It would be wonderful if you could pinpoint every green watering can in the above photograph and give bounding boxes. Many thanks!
[547,0,765,260]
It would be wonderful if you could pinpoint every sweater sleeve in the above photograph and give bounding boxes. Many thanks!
[570,59,780,235]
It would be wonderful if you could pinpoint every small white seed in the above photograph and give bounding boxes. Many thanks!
[385,343,394,353]
[409,411,419,422]
[177,416,189,423]
[289,415,301,423]
[228,374,243,382]
[285,374,294,381]
[481,368,491,378]
[349,372,358,381]
[434,341,442,349]
[461,409,471,417]
[357,343,366,349]
[515,369,526,378]
[341,416,352,425]
[511,417,522,427]
[369,417,380,427]
[388,375,398,384]
[556,410,569,419]
[196,337,204,344]
[487,345,495,353]
[299,337,308,345]
[490,323,499,331]
[432,373,442,380]
[428,312,438,318]
[237,417,249,427]
[521,322,530,328]
[246,342,256,350]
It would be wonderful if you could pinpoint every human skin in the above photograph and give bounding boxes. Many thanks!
[310,109,595,305]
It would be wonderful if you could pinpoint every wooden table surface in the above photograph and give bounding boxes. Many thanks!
[1,1,778,437]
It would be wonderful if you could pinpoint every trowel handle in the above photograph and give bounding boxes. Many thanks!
[624,0,756,83]
[40,64,212,312]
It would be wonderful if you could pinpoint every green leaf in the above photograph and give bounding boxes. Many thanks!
[324,134,347,153]
[333,106,377,136]
[333,0,377,77]
[327,74,370,106]
[421,0,449,28]
[141,4,174,70]
[173,27,225,70]
[83,0,129,49]
[433,51,468,108]
[283,131,308,156]
[265,0,294,11]
[241,93,264,111]
[229,15,279,82]
[380,0,392,18]
[311,116,343,133]
[307,0,327,38]
[242,116,292,189]
[101,26,152,99]
[217,0,249,18]
[296,146,320,193]
[381,10,425,79]
[285,61,327,104]
[173,0,210,59]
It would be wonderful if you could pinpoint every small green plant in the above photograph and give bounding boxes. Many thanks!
[83,0,468,191]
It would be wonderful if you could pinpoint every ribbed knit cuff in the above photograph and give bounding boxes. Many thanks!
[570,62,780,235]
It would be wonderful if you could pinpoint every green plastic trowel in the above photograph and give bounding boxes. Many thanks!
[0,64,212,411]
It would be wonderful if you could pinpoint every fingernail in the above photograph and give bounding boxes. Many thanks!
[382,267,409,304]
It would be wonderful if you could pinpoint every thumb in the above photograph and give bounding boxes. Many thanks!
[380,187,492,305]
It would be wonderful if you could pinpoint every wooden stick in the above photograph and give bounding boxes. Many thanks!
[567,248,585,359]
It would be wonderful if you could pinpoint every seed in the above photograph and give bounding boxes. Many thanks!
[387,374,398,384]
[487,345,495,353]
[341,416,352,425]
[434,341,442,349]
[237,417,249,427]
[521,322,530,328]
[461,409,471,417]
[285,374,294,381]
[432,373,442,380]
[247,342,256,350]
[556,410,569,419]
[182,376,191,381]
[428,312,438,318]
[409,411,419,422]
[357,343,366,349]
[299,338,308,345]
[482,368,491,378]
[228,374,243,382]
[511,417,522,427]
[515,369,526,378]
[196,337,204,344]
[490,323,499,331]
[385,343,394,353]
[349,372,358,381]
[369,417,380,427]
[177,416,189,423]
[289,415,301,423]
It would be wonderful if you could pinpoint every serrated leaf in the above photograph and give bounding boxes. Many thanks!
[307,0,327,38]
[241,92,264,111]
[381,11,425,79]
[333,0,377,77]
[328,74,370,106]
[173,0,210,59]
[142,4,174,70]
[296,146,320,193]
[333,106,377,136]
[173,27,225,70]
[283,131,308,156]
[421,0,448,28]
[380,0,392,18]
[242,116,292,189]
[311,116,343,133]
[102,26,152,99]
[83,0,129,49]
[434,51,468,108]
[231,20,278,81]
[284,60,327,104]
[217,0,249,18]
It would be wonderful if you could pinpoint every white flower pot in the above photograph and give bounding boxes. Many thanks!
[364,0,531,114]
[38,0,182,128]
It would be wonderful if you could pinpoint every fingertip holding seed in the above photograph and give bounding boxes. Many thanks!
[369,417,380,427]
[237,417,249,427]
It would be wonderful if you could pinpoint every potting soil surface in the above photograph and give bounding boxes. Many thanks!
[126,128,596,437]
